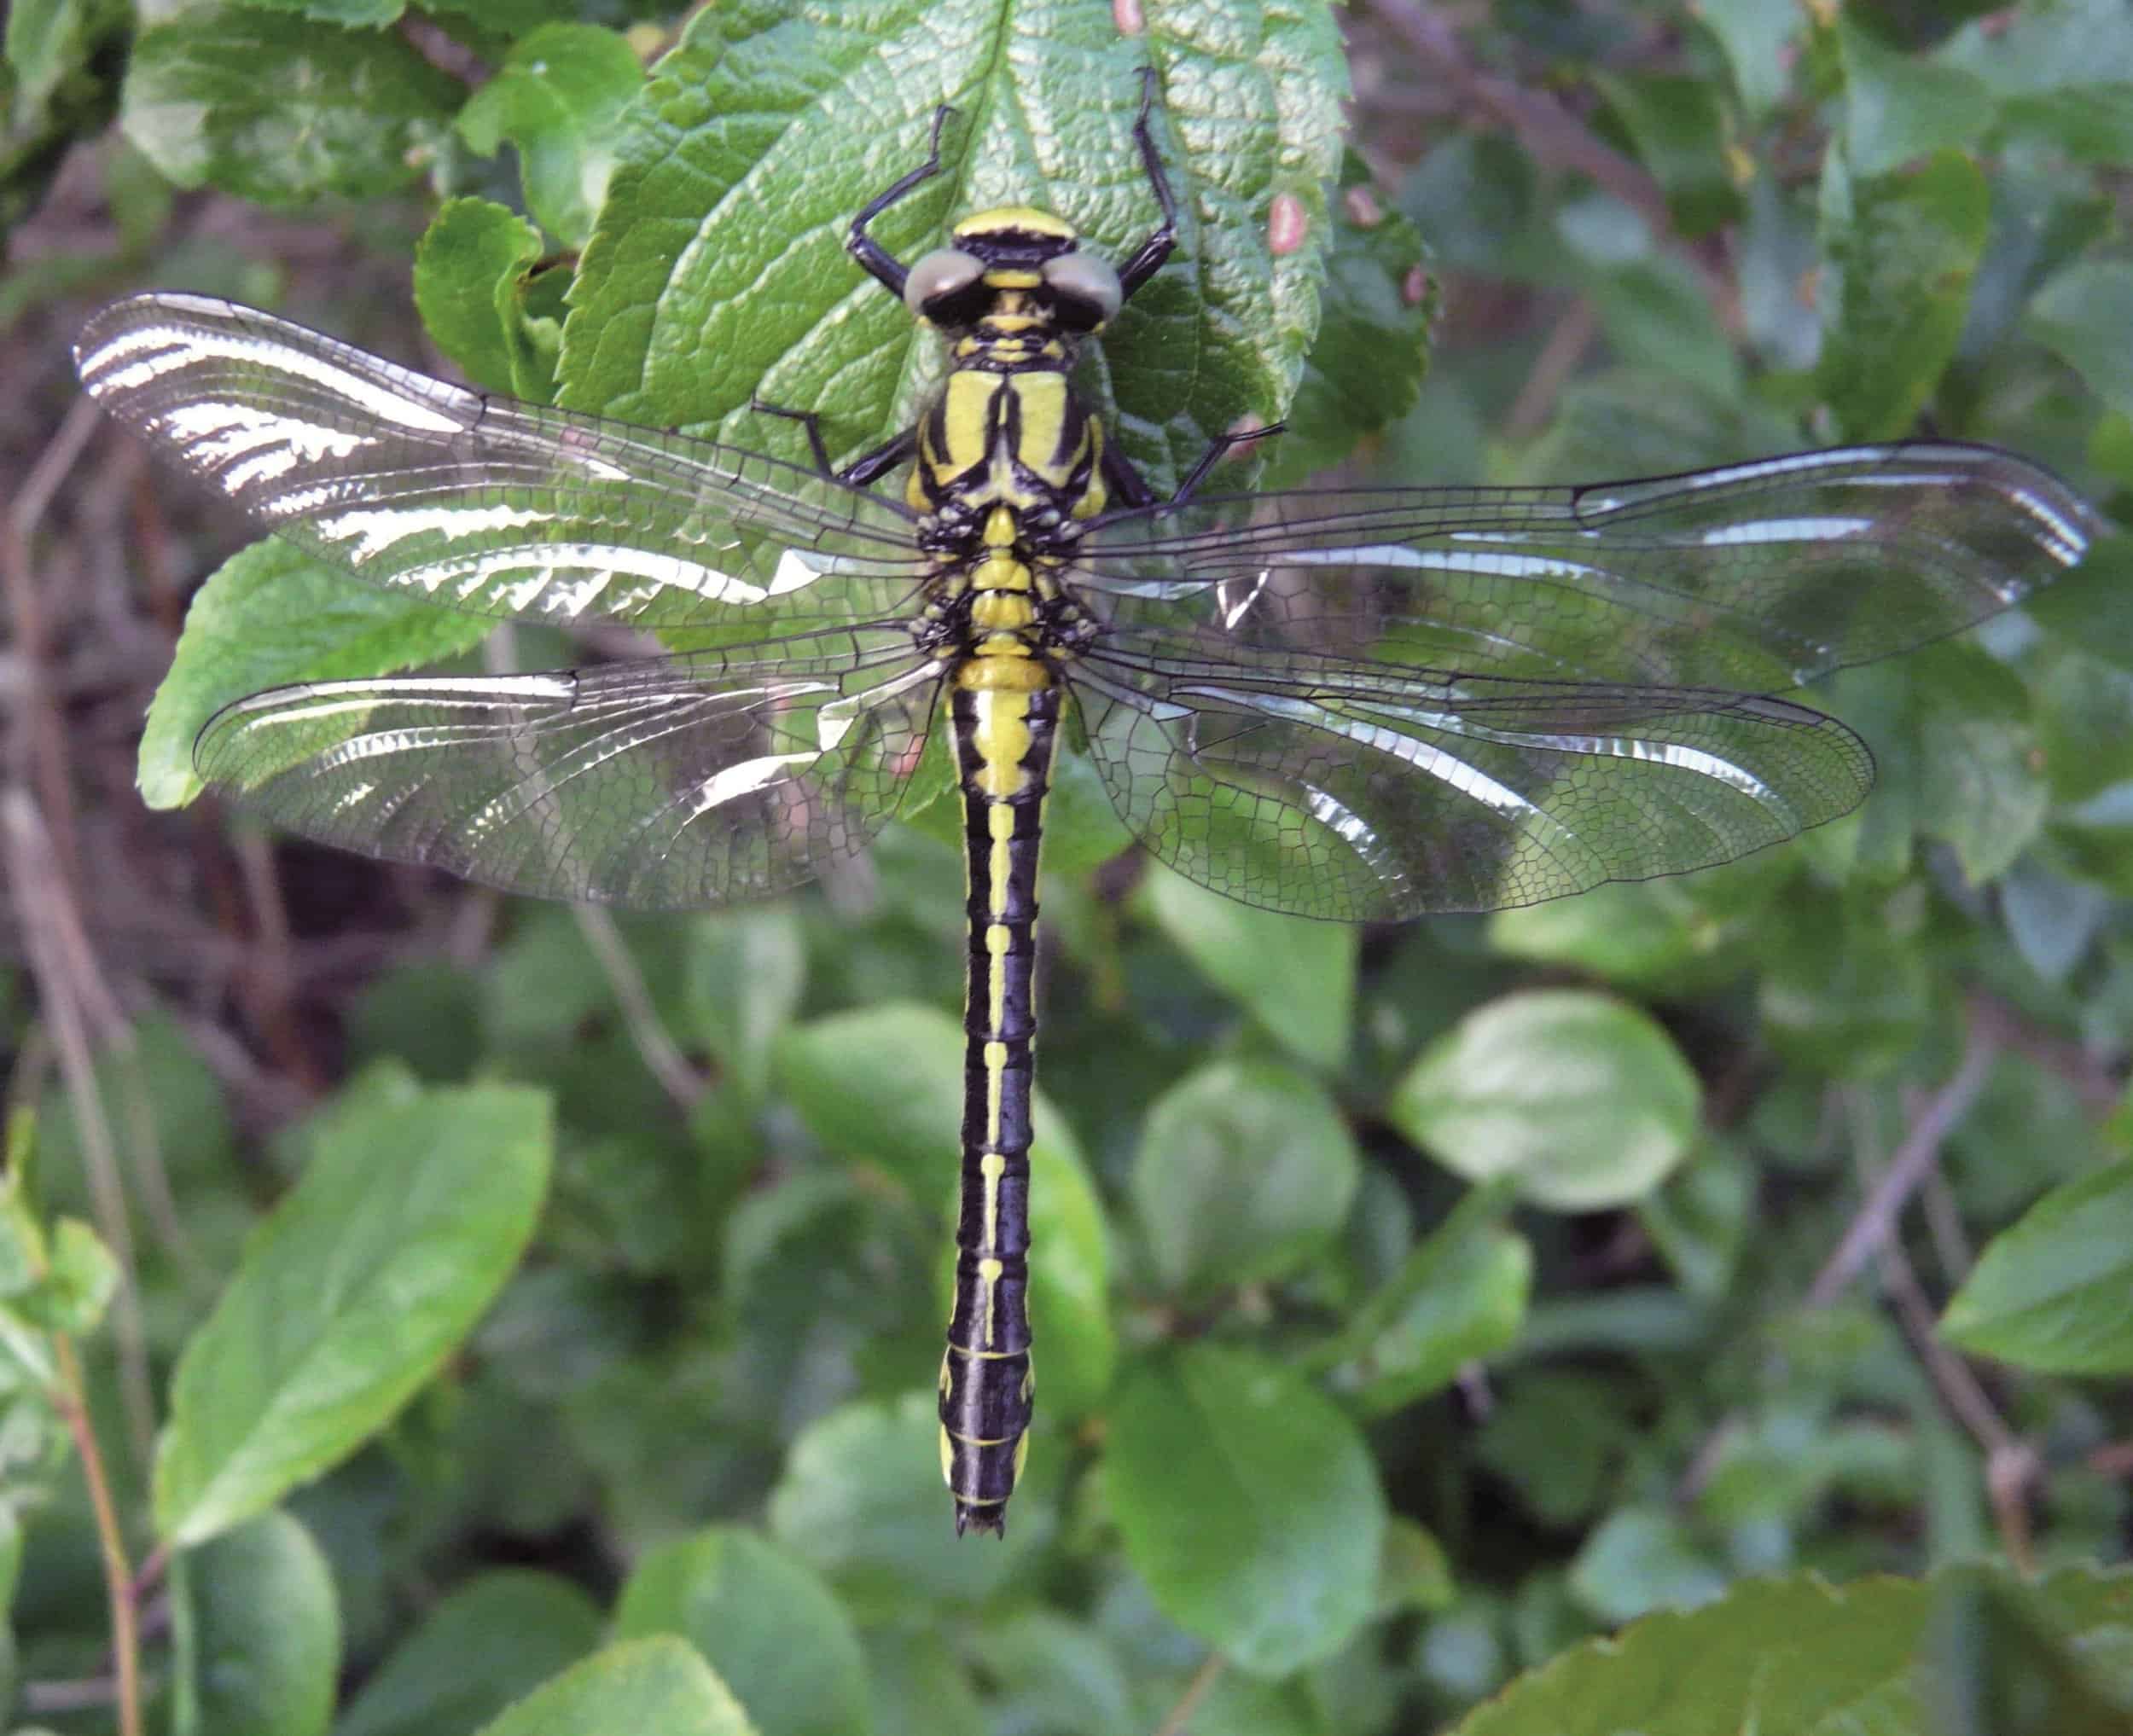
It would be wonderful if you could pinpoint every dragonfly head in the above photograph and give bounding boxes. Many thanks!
[904,206,1124,335]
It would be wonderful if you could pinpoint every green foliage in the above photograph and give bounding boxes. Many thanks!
[15,0,2133,1730]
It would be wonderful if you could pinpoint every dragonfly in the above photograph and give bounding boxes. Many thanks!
[75,75,2100,1537]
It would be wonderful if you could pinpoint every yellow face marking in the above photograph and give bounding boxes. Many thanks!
[976,1256,1004,1344]
[956,206,1077,240]
[979,1149,1005,1251]
[984,270,1042,288]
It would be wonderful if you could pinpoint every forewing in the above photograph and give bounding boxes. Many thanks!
[74,293,927,640]
[1072,444,2096,691]
[195,642,944,910]
[1072,642,1872,920]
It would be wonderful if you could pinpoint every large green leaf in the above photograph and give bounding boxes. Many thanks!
[119,10,458,206]
[613,1527,869,1736]
[183,1511,340,1736]
[139,539,499,809]
[1129,1058,1358,1298]
[412,199,558,402]
[1815,149,1988,440]
[154,1071,551,1547]
[1941,1158,2133,1375]
[473,1638,758,1736]
[1107,1343,1385,1677]
[2027,261,2133,426]
[1389,990,1701,1211]
[1452,1565,2133,1736]
[334,1572,604,1736]
[557,0,1346,491]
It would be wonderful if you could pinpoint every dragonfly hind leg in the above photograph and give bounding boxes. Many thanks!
[749,399,917,488]
[1098,420,1287,512]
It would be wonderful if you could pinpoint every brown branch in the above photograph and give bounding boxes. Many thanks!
[52,1334,142,1736]
[1153,1652,1227,1736]
[573,908,707,1112]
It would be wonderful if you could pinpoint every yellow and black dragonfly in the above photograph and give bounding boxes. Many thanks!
[73,80,2099,1536]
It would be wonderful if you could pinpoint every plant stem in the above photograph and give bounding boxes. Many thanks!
[53,1333,142,1736]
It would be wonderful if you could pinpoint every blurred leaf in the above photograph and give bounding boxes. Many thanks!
[682,908,805,1106]
[1816,150,1988,441]
[613,1527,869,1736]
[119,11,458,206]
[473,1637,758,1736]
[2028,533,2133,675]
[139,539,496,809]
[863,1628,985,1736]
[1389,990,1701,1211]
[1942,1158,2133,1374]
[6,0,124,115]
[1320,1182,1530,1414]
[979,1611,1134,1736]
[1997,84,2133,162]
[413,198,557,400]
[334,1571,603,1736]
[1758,895,1932,1076]
[1636,1141,1752,1299]
[557,3,1345,494]
[1379,1518,1456,1616]
[154,1074,552,1547]
[1566,1507,1726,1625]
[2027,261,2133,425]
[1910,641,2045,885]
[236,0,404,26]
[1590,71,1739,236]
[1264,151,1434,488]
[185,1511,340,1736]
[1838,19,1993,178]
[2001,854,2110,984]
[766,1391,1044,1609]
[1129,1058,1358,1298]
[1581,253,1738,402]
[1452,1564,2133,1736]
[1145,873,1357,1071]
[1476,1372,1628,1528]
[1108,1344,1385,1677]
[456,23,642,249]
[1695,0,1799,118]
[20,1218,115,1337]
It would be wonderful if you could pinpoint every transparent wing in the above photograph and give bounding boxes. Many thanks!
[74,293,929,640]
[195,638,945,911]
[1072,637,1873,920]
[1072,444,2097,691]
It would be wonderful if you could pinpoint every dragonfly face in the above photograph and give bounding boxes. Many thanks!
[74,73,2101,1541]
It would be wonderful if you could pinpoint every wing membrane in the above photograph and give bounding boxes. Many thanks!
[1072,444,2096,691]
[196,641,944,910]
[1072,639,1871,919]
[74,293,927,640]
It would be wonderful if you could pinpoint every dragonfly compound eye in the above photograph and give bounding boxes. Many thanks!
[906,247,988,323]
[1040,251,1123,331]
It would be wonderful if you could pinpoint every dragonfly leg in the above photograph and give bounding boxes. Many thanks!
[849,102,959,299]
[1169,421,1285,506]
[750,399,918,488]
[1117,68,1177,301]
[1097,420,1286,514]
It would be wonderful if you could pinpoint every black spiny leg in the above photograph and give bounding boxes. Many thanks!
[1117,67,1179,301]
[1099,420,1287,514]
[848,102,958,299]
[751,399,918,488]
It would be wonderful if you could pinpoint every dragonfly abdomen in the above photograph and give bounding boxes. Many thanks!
[939,676,1060,1536]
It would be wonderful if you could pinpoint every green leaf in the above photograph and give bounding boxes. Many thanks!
[473,1637,758,1736]
[613,1527,869,1736]
[1590,71,1739,236]
[6,0,125,116]
[1909,641,2045,884]
[1816,150,1989,440]
[1451,1564,2133,1736]
[1129,1058,1358,1298]
[1757,894,1932,1077]
[1941,1159,2133,1374]
[1263,150,1434,488]
[119,11,458,207]
[1636,1142,1752,1299]
[1145,872,1357,1070]
[2028,533,2133,675]
[1566,1507,1726,1625]
[234,0,404,28]
[681,908,806,1107]
[1839,19,1995,178]
[456,23,643,249]
[334,1571,603,1736]
[139,539,498,809]
[557,3,1346,494]
[1475,1372,1628,1528]
[1695,0,1800,118]
[979,1611,1133,1736]
[1319,1183,1531,1414]
[1998,84,2133,163]
[766,1391,1044,1608]
[1388,990,1701,1211]
[777,1002,1113,1416]
[27,1218,114,1337]
[2027,260,2133,425]
[154,1075,552,1547]
[186,1512,340,1736]
[412,198,558,400]
[1108,1344,1385,1677]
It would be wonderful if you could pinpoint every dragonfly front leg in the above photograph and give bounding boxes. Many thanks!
[847,101,958,299]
